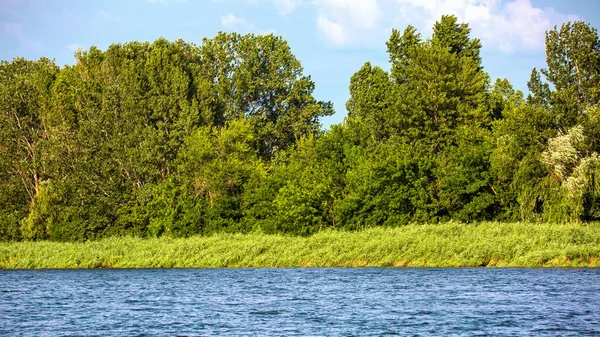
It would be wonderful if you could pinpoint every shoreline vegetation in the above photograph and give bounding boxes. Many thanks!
[2,222,600,269]
[3,15,600,267]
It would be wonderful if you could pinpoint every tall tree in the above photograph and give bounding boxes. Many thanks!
[432,15,482,67]
[527,68,550,107]
[343,15,495,223]
[199,32,333,159]
[542,21,600,122]
[0,58,59,240]
[346,62,394,142]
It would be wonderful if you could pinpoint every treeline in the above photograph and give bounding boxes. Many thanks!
[1,16,600,241]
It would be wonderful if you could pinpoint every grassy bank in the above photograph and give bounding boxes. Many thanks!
[1,222,600,269]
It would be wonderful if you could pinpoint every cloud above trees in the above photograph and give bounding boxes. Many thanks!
[274,0,577,51]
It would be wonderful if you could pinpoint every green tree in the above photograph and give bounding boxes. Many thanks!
[490,20,600,222]
[343,15,495,224]
[527,68,550,107]
[0,58,59,240]
[432,14,482,67]
[175,119,266,234]
[243,126,348,235]
[489,81,555,220]
[199,32,333,159]
[346,62,394,142]
[542,21,600,124]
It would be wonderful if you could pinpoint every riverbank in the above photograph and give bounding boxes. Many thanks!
[1,222,600,268]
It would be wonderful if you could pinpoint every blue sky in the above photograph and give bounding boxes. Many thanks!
[1,0,599,127]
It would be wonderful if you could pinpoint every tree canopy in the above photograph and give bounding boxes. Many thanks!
[1,17,600,241]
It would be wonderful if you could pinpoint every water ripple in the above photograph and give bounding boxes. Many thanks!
[0,268,599,336]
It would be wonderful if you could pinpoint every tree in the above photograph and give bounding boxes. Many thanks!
[23,33,332,240]
[199,32,333,159]
[542,21,600,123]
[346,62,394,142]
[175,119,266,234]
[432,15,482,67]
[0,58,59,240]
[243,127,348,235]
[343,15,495,224]
[527,68,550,107]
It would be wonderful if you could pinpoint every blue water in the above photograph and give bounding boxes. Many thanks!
[0,268,599,336]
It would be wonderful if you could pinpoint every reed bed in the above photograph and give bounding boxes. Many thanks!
[1,222,600,269]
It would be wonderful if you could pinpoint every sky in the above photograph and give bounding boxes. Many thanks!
[1,0,600,127]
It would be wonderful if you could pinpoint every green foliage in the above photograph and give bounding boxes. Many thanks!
[542,21,600,118]
[270,136,336,234]
[344,15,495,224]
[20,180,57,240]
[335,141,428,227]
[0,57,59,241]
[0,32,332,241]
[527,68,550,107]
[489,20,600,223]
[243,132,344,235]
[346,62,394,142]
[199,32,333,158]
[432,15,482,66]
[1,18,600,242]
[2,223,600,268]
[177,119,267,233]
[489,101,554,220]
[539,124,600,221]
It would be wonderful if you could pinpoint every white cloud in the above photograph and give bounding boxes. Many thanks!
[265,0,383,46]
[316,0,381,28]
[272,0,301,15]
[221,13,255,31]
[312,0,384,47]
[395,0,578,52]
[317,15,346,44]
[216,0,576,52]
[221,13,245,28]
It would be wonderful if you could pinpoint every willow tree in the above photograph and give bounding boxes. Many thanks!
[490,20,600,222]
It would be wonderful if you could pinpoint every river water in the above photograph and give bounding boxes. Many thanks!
[1,268,599,336]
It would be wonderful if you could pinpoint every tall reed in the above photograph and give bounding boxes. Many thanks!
[1,222,599,269]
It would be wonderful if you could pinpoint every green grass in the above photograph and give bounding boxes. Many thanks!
[1,222,600,269]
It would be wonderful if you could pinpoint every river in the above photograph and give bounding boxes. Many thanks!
[1,268,599,336]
